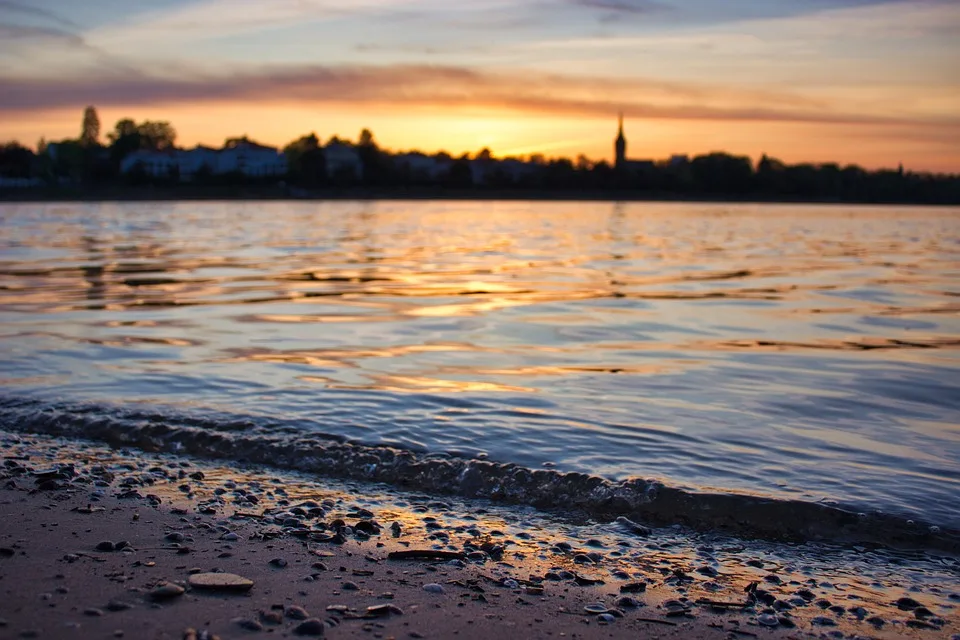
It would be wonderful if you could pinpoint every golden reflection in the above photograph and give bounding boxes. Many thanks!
[335,375,535,394]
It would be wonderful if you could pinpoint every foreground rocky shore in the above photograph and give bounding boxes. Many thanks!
[0,431,957,639]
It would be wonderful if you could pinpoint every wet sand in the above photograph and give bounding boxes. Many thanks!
[1,431,957,639]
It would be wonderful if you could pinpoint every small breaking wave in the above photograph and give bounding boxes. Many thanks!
[1,394,955,553]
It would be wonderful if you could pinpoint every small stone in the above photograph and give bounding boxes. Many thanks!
[341,581,359,591]
[293,618,326,636]
[757,614,779,627]
[149,582,185,600]
[106,600,133,612]
[422,583,445,594]
[584,603,609,614]
[234,618,263,632]
[598,613,616,623]
[188,573,254,592]
[615,596,641,608]
[366,604,404,617]
[221,532,239,541]
[286,606,310,620]
[260,610,283,625]
[812,616,836,626]
[896,597,921,610]
[269,557,287,568]
[96,541,115,552]
[165,532,184,543]
[867,616,886,628]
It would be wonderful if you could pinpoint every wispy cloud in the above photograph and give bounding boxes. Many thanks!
[1,63,957,133]
[0,0,78,29]
[0,23,83,45]
[570,0,671,17]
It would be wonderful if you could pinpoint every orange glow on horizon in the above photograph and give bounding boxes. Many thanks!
[4,102,958,174]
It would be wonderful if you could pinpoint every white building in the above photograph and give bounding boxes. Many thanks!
[176,146,220,179]
[393,153,450,182]
[119,142,286,180]
[217,140,287,177]
[120,149,179,178]
[323,142,363,180]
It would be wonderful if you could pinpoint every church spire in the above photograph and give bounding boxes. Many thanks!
[615,112,627,169]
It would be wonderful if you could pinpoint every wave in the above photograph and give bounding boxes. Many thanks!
[0,394,955,553]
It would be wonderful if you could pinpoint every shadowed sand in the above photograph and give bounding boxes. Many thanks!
[0,431,956,639]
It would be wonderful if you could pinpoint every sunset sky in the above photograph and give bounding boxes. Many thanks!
[1,0,958,171]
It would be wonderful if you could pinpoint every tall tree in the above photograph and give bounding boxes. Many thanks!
[80,106,100,147]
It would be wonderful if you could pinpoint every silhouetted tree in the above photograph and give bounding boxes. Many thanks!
[690,152,753,195]
[80,106,101,147]
[0,142,35,178]
[138,121,176,151]
[283,133,325,187]
[357,128,388,186]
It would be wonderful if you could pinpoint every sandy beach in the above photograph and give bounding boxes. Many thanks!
[1,431,956,640]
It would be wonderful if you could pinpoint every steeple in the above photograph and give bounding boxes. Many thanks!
[615,112,626,169]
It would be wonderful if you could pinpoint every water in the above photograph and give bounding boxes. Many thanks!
[1,200,958,534]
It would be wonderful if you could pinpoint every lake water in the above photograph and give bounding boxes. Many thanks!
[1,200,958,533]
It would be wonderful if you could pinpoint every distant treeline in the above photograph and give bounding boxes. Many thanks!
[2,107,958,205]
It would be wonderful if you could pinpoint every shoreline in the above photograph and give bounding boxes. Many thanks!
[1,396,955,555]
[1,186,958,206]
[1,431,956,639]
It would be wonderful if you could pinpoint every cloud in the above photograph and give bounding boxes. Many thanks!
[571,0,670,15]
[0,22,93,55]
[0,0,78,29]
[1,62,957,133]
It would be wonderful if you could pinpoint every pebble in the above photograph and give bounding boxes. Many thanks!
[234,618,263,632]
[293,619,326,636]
[221,532,239,541]
[96,541,115,552]
[366,604,404,617]
[268,557,288,568]
[615,596,642,608]
[260,610,283,625]
[583,603,609,614]
[341,581,359,591]
[188,573,254,592]
[149,582,185,600]
[757,613,779,627]
[812,616,837,626]
[106,600,133,612]
[286,606,310,620]
[423,583,445,594]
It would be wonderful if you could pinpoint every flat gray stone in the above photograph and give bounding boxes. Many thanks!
[188,572,254,592]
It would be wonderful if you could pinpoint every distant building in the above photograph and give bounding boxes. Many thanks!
[614,115,655,172]
[119,141,286,180]
[0,176,42,188]
[394,152,449,181]
[615,112,627,170]
[218,139,286,177]
[324,142,363,181]
[120,149,179,178]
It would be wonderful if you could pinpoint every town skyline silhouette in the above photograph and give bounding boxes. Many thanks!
[1,105,958,205]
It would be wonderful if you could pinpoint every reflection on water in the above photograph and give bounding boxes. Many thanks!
[0,201,958,526]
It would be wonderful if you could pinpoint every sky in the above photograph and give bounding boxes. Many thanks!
[1,0,958,171]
